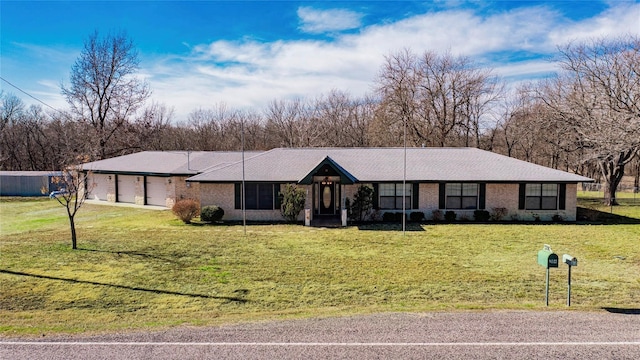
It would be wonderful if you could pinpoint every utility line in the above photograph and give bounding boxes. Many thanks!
[0,76,62,113]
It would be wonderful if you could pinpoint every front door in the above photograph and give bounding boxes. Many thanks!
[319,181,335,215]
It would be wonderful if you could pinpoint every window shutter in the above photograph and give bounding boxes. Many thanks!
[114,174,119,202]
[518,183,526,210]
[439,183,446,209]
[234,183,241,209]
[372,183,379,210]
[479,183,486,210]
[412,183,419,209]
[143,176,148,205]
[274,184,282,210]
[559,183,566,210]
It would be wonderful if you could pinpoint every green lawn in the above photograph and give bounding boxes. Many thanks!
[1,196,639,336]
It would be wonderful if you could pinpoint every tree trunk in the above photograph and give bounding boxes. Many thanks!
[69,215,77,250]
[634,158,640,192]
[600,159,625,206]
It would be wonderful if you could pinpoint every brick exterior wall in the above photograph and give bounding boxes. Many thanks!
[168,176,200,208]
[420,183,440,218]
[199,183,286,221]
[420,183,578,222]
[106,176,116,203]
[90,176,579,222]
[199,183,358,222]
[486,183,577,222]
[341,183,438,221]
[342,182,578,222]
[134,177,145,205]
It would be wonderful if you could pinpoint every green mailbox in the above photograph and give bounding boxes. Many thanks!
[538,244,558,306]
[537,246,559,268]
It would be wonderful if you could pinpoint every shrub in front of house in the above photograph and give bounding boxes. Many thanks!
[409,211,425,222]
[172,199,200,224]
[431,209,443,222]
[445,210,457,222]
[201,205,224,222]
[369,209,383,222]
[490,207,508,221]
[348,185,374,222]
[473,210,490,222]
[382,212,396,222]
[279,184,306,223]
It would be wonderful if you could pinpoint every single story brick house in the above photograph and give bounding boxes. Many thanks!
[82,147,592,223]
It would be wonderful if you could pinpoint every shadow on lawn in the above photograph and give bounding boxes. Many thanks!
[357,223,426,231]
[0,269,248,303]
[78,248,177,263]
[577,207,640,225]
[603,307,640,315]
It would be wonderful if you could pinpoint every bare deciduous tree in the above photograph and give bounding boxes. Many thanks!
[374,49,421,147]
[375,49,501,148]
[49,159,94,250]
[311,90,375,147]
[539,36,640,205]
[134,102,175,151]
[264,98,317,148]
[62,31,150,160]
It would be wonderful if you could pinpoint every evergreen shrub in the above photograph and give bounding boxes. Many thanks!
[201,205,224,222]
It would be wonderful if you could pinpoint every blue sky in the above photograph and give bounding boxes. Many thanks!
[2,0,639,122]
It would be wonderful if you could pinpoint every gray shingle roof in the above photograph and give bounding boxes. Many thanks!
[81,151,263,175]
[187,147,593,183]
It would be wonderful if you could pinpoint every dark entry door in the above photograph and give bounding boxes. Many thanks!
[319,182,335,215]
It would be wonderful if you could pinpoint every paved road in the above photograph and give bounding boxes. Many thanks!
[2,311,639,359]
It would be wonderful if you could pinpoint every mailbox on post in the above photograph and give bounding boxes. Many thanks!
[563,254,577,267]
[537,244,558,306]
[563,254,578,306]
[537,246,559,268]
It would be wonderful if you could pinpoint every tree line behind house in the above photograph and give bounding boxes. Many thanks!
[1,33,638,205]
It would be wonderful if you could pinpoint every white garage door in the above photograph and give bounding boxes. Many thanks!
[146,176,167,206]
[117,175,137,203]
[89,173,110,201]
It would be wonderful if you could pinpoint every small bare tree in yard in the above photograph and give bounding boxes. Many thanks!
[49,157,94,250]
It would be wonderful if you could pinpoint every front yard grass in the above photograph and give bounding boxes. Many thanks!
[1,196,639,336]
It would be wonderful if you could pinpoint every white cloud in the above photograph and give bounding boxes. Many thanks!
[134,3,640,121]
[493,60,559,81]
[7,2,640,123]
[549,3,640,45]
[297,6,363,34]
